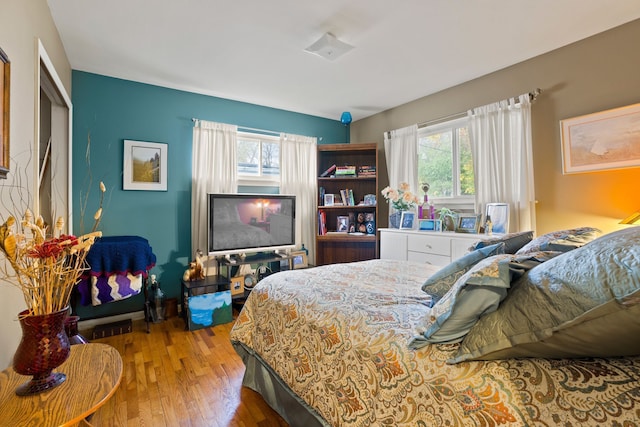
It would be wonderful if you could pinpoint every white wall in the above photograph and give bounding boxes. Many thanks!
[0,1,71,369]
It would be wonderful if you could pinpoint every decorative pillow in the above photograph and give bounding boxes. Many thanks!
[421,243,505,304]
[410,254,514,348]
[450,226,640,363]
[470,231,534,254]
[515,226,601,255]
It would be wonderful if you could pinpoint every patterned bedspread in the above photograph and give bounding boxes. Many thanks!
[230,259,640,426]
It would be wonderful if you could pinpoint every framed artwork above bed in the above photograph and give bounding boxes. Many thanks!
[560,102,640,174]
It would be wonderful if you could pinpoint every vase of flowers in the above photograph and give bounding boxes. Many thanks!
[381,182,419,229]
[12,306,71,395]
[0,182,105,395]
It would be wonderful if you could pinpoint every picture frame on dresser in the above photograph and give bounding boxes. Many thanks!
[419,219,442,232]
[400,211,416,229]
[485,203,509,234]
[455,214,481,233]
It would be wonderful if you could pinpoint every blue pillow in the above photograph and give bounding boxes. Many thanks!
[421,243,505,304]
[471,231,533,254]
[515,227,601,255]
[410,254,514,348]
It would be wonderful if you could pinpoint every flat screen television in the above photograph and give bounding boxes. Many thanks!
[207,193,296,257]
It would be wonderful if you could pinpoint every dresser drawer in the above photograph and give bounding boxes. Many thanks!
[407,234,451,256]
[407,251,451,266]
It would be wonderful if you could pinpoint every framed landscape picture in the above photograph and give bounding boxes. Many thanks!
[560,102,640,174]
[123,140,168,191]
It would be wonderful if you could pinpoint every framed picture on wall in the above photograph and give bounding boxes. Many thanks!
[0,47,10,179]
[560,102,640,174]
[123,140,168,191]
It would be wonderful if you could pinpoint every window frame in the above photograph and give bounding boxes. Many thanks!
[237,131,281,186]
[417,116,475,209]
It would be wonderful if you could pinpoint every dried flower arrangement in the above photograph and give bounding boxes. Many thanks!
[0,182,106,316]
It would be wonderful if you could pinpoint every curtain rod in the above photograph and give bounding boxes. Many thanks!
[191,118,282,136]
[416,88,542,129]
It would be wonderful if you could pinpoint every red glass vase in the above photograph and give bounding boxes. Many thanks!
[12,307,71,395]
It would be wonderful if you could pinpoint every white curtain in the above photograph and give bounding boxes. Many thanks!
[280,133,317,265]
[468,94,536,233]
[191,120,238,259]
[383,124,418,192]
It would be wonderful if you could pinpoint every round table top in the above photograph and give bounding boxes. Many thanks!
[0,343,123,427]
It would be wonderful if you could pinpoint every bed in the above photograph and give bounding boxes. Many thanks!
[230,226,640,426]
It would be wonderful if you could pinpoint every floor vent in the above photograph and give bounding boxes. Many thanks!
[91,319,133,339]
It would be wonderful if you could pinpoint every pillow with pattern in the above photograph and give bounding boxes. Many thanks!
[410,254,514,347]
[451,227,640,363]
[515,227,601,255]
[470,231,533,254]
[421,243,505,305]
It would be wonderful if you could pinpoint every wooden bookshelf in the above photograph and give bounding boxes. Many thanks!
[316,143,379,265]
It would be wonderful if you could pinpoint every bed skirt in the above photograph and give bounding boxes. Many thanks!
[232,342,329,427]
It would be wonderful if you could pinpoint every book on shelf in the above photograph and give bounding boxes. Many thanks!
[320,164,336,177]
[318,210,327,235]
[339,189,355,206]
[335,165,356,176]
[357,165,376,177]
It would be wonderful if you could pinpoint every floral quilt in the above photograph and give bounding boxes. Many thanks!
[230,259,640,426]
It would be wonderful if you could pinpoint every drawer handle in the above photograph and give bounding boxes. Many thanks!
[424,244,432,249]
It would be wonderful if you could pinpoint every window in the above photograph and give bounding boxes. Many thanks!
[417,117,474,203]
[237,132,280,183]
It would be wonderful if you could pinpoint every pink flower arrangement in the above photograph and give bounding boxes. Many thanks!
[381,182,419,211]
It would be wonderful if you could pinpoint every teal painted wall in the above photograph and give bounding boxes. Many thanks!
[71,71,347,319]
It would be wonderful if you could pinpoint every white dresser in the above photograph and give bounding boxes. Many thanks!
[379,228,488,266]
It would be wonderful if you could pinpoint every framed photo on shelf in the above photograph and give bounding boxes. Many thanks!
[230,276,244,296]
[418,218,442,232]
[400,211,416,229]
[456,214,481,233]
[290,251,308,269]
[324,193,334,206]
[336,215,349,232]
[123,140,168,191]
[485,203,509,234]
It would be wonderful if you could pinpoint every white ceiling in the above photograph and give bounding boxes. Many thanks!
[47,0,640,122]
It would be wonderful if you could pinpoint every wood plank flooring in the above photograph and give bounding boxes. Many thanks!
[85,315,289,427]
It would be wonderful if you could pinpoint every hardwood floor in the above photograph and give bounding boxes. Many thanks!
[85,315,289,427]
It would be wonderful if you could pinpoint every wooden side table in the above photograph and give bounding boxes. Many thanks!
[0,343,123,427]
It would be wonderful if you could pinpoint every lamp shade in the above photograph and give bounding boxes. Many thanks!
[340,112,352,125]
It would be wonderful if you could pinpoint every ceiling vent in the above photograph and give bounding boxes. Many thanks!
[304,32,354,61]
